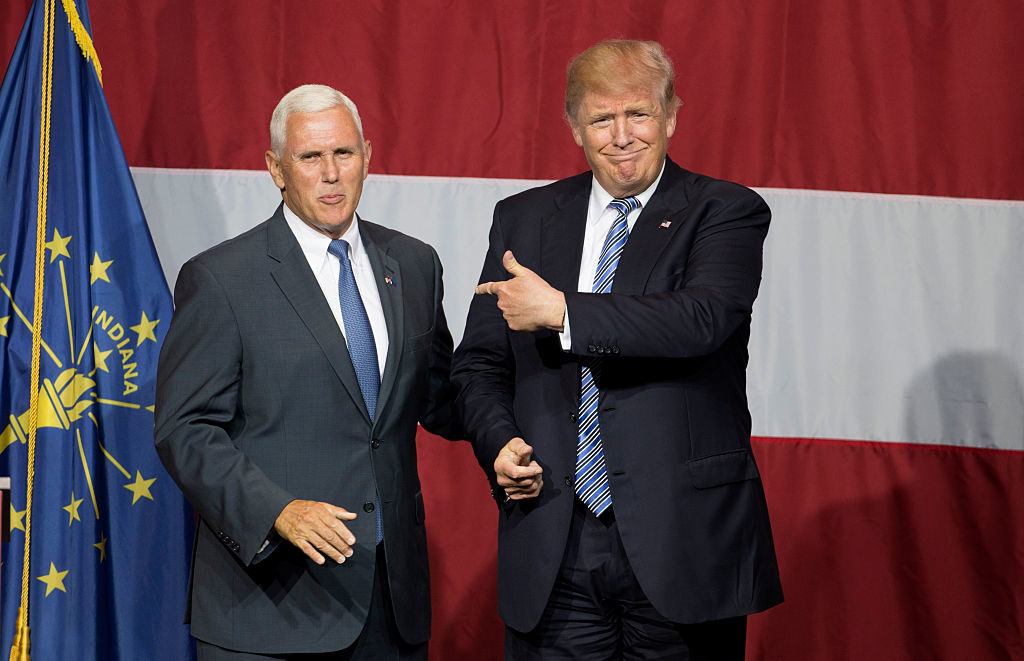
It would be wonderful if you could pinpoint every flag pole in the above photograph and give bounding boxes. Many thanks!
[9,0,56,658]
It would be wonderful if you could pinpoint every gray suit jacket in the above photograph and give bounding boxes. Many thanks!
[155,205,458,654]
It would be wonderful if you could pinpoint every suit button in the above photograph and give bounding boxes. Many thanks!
[564,476,572,487]
[363,501,375,513]
[587,344,596,353]
[598,346,607,354]
[371,438,381,449]
[569,411,578,422]
[611,346,620,355]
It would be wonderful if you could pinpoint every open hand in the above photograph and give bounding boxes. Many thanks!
[274,499,358,565]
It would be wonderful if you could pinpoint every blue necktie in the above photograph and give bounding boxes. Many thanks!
[327,239,383,543]
[576,196,640,516]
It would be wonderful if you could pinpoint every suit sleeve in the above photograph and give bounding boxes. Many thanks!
[417,246,465,440]
[565,188,770,358]
[452,202,523,482]
[154,259,293,566]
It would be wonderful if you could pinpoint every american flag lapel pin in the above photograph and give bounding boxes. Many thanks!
[384,275,394,287]
[659,219,672,229]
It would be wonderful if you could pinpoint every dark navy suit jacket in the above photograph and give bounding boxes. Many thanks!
[453,159,783,631]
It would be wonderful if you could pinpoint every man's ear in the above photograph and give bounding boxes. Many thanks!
[568,119,584,147]
[265,150,285,190]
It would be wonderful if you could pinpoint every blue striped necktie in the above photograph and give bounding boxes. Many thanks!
[575,196,641,516]
[327,239,383,543]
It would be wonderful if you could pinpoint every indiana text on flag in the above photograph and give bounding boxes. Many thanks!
[0,1,193,658]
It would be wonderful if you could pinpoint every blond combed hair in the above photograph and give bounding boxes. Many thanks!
[565,39,681,124]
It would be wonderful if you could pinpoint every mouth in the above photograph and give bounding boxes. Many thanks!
[604,150,644,163]
[319,194,345,204]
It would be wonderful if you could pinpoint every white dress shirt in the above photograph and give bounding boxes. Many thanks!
[282,205,389,376]
[559,161,666,349]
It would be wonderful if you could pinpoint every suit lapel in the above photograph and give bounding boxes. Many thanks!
[266,206,372,424]
[613,160,691,295]
[539,175,591,417]
[540,175,590,293]
[360,222,403,429]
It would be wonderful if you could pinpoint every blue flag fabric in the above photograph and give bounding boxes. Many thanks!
[0,1,194,658]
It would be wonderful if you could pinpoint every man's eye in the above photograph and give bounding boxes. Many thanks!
[592,118,612,128]
[300,154,319,161]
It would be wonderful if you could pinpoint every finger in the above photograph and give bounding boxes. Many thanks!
[320,502,358,521]
[475,281,498,296]
[295,538,326,566]
[510,479,544,500]
[505,469,543,483]
[496,458,542,481]
[509,490,538,501]
[317,509,356,545]
[316,518,355,556]
[332,521,357,551]
[506,463,543,480]
[309,530,347,564]
[505,440,533,465]
[503,250,528,277]
[496,473,520,488]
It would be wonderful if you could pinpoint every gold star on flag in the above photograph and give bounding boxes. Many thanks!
[124,470,156,504]
[129,311,159,346]
[45,228,72,263]
[10,505,25,532]
[89,252,113,285]
[63,492,84,526]
[93,342,113,372]
[94,534,108,562]
[37,562,69,597]
[0,315,9,338]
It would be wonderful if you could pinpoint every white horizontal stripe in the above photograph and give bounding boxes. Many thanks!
[133,168,1024,451]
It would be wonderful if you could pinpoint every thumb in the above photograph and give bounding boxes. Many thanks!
[510,437,533,465]
[503,250,529,277]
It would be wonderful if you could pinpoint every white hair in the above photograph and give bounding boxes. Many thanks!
[269,84,365,157]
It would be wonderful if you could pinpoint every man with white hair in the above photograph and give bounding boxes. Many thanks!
[156,84,459,659]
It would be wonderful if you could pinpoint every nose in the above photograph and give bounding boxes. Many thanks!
[320,155,340,183]
[610,116,632,148]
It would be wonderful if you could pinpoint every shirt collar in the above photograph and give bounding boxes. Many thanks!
[589,159,666,218]
[281,203,364,268]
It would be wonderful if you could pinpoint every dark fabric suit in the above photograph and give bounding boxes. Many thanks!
[155,205,457,654]
[452,159,783,633]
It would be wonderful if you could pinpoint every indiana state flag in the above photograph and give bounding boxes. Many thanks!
[1,1,194,658]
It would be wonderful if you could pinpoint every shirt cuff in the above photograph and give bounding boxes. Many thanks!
[558,307,571,351]
[252,536,279,565]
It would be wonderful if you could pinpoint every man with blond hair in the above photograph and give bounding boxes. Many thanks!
[156,84,459,659]
[454,40,783,659]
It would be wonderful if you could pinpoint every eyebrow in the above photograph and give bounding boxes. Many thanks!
[586,103,658,120]
[297,146,356,158]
